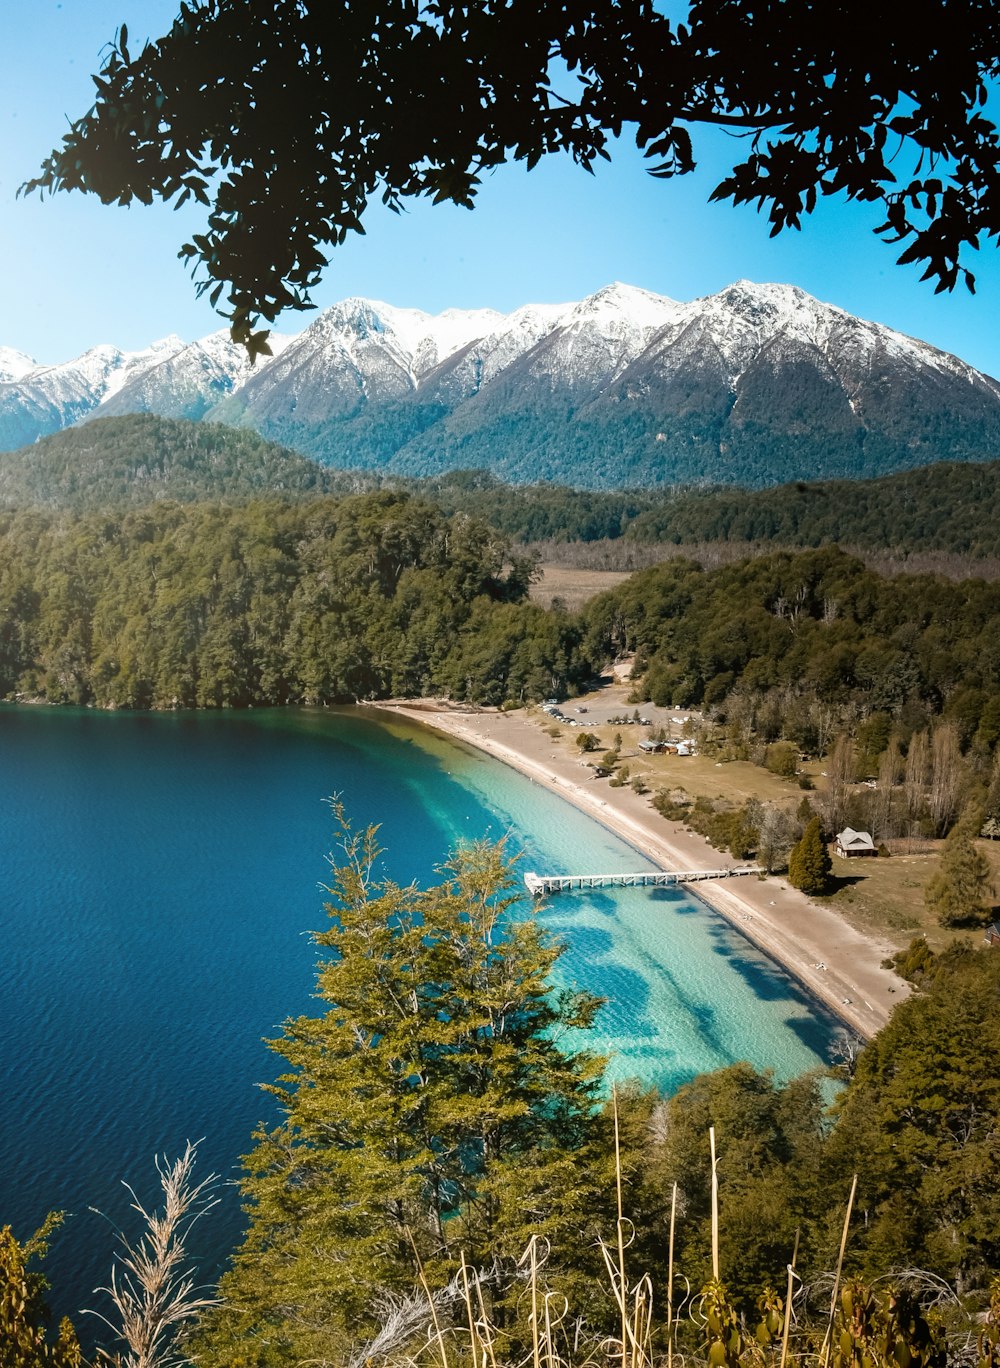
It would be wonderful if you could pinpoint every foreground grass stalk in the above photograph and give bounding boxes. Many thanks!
[779,1230,800,1368]
[613,1086,629,1368]
[667,1182,678,1368]
[709,1127,720,1283]
[821,1175,858,1368]
[86,1143,218,1368]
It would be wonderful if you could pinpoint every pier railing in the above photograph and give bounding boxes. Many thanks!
[523,867,761,896]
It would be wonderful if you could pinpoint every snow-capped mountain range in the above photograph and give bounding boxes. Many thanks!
[4,281,1000,488]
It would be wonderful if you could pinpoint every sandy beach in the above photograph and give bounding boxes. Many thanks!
[376,700,908,1040]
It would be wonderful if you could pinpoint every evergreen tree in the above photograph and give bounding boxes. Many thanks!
[924,808,995,927]
[828,948,1000,1287]
[193,810,609,1367]
[787,817,832,895]
[0,1217,83,1368]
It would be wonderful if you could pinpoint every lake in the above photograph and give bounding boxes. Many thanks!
[0,704,836,1344]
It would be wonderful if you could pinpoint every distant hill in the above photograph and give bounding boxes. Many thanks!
[0,414,344,509]
[4,418,1000,567]
[4,282,1000,488]
[406,462,1000,561]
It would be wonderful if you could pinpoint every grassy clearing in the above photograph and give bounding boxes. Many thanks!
[820,841,1000,952]
[526,687,1000,953]
[528,564,634,611]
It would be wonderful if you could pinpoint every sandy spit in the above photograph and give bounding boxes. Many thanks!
[371,700,909,1041]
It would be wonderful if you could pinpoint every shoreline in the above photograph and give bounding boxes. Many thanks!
[373,700,908,1040]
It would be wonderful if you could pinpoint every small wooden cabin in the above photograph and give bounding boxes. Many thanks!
[835,827,877,858]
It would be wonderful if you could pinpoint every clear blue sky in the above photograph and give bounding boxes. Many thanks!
[5,0,1000,376]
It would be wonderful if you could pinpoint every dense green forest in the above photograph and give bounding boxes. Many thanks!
[0,415,349,509]
[9,839,1000,1367]
[0,493,588,708]
[7,418,1000,563]
[583,545,1000,741]
[423,462,1000,558]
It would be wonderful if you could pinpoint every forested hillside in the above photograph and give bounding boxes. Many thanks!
[421,462,1000,559]
[0,414,343,509]
[584,545,1000,729]
[0,494,587,708]
[7,417,1000,565]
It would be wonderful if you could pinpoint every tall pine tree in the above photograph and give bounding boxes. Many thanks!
[788,818,832,895]
[925,808,995,927]
[194,810,610,1367]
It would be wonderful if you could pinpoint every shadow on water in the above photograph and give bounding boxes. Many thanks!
[707,932,797,1003]
[687,1000,720,1038]
[696,907,842,1057]
[550,889,622,918]
[649,886,700,911]
[566,958,653,1024]
[782,1010,838,1060]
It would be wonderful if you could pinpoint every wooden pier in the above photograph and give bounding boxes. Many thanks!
[523,867,761,897]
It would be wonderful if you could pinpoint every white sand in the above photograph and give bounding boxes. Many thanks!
[375,701,909,1039]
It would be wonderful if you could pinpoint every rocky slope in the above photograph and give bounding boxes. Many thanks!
[5,282,1000,488]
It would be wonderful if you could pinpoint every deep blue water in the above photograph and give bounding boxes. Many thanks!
[0,704,836,1347]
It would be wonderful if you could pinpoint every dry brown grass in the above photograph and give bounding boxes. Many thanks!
[529,566,635,611]
[87,1144,219,1368]
[820,841,1000,953]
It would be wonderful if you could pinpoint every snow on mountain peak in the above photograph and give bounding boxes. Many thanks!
[0,347,35,384]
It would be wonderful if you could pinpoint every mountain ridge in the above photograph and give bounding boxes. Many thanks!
[3,281,999,488]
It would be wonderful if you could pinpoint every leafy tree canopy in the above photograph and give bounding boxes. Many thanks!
[924,807,996,927]
[23,0,1000,350]
[193,814,611,1365]
[0,1216,83,1368]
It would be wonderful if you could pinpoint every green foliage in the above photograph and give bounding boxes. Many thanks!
[26,1,1000,337]
[0,415,341,509]
[765,741,799,778]
[829,949,1000,1286]
[925,810,995,927]
[625,462,1000,554]
[0,1217,83,1367]
[832,1280,947,1368]
[584,547,1000,764]
[651,789,765,860]
[885,936,938,986]
[0,492,592,707]
[634,1064,826,1306]
[788,818,832,895]
[192,815,610,1365]
[978,1277,1000,1368]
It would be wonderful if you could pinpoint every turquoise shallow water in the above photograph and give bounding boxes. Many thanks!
[0,704,834,1344]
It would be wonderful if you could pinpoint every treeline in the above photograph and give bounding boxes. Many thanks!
[0,493,590,708]
[8,417,1000,565]
[584,545,1000,745]
[426,461,1000,558]
[0,413,355,510]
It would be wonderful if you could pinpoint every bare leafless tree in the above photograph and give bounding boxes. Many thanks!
[758,805,797,874]
[830,1028,864,1078]
[904,730,930,825]
[870,739,903,840]
[823,734,855,833]
[929,723,965,836]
